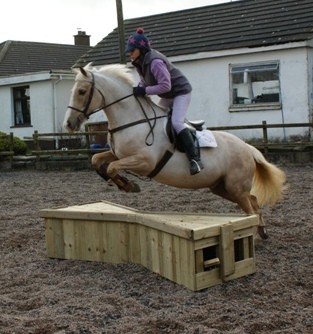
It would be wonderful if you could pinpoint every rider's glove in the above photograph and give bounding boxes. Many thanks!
[133,86,146,97]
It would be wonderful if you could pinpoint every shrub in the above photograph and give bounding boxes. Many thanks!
[0,132,27,155]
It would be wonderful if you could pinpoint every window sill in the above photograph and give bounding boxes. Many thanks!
[10,125,33,128]
[229,104,281,112]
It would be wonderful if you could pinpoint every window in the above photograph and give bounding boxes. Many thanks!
[230,62,280,110]
[13,86,31,126]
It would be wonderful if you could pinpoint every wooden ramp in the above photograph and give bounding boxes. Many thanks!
[40,201,259,291]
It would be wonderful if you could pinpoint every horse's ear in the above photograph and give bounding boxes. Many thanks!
[80,67,88,77]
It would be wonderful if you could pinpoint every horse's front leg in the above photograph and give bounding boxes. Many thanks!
[91,150,117,181]
[106,154,152,193]
[91,150,137,191]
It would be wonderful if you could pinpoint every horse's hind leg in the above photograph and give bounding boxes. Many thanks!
[211,182,268,239]
[235,194,269,240]
[249,195,269,240]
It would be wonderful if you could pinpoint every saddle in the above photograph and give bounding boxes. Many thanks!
[166,112,205,152]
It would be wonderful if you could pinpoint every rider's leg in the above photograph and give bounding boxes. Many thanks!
[172,93,203,175]
[177,128,203,175]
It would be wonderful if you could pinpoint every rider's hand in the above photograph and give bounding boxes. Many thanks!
[133,86,146,97]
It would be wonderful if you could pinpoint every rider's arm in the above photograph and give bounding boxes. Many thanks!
[145,59,172,95]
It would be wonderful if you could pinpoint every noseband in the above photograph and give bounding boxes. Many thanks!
[67,71,133,119]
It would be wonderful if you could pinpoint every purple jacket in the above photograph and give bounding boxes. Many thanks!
[132,49,192,98]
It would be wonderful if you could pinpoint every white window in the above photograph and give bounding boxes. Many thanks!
[230,62,281,111]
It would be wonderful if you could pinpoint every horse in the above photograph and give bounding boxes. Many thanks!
[63,63,286,240]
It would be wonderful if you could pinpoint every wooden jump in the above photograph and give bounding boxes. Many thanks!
[40,201,259,291]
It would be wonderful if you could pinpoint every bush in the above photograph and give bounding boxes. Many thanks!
[0,132,27,155]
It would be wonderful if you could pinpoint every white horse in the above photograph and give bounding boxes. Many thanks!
[63,64,286,239]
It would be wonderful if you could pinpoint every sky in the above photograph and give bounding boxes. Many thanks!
[1,0,235,46]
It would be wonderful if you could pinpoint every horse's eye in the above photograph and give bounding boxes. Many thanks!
[78,89,86,96]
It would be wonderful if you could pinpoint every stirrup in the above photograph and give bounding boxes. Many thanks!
[190,159,203,175]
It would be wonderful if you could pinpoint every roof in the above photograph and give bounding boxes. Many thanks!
[74,0,313,67]
[0,41,91,77]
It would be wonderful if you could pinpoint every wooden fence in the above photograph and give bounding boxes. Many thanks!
[31,129,108,161]
[209,121,313,154]
[0,132,14,167]
[1,121,312,168]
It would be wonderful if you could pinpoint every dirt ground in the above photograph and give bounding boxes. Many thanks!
[0,164,312,334]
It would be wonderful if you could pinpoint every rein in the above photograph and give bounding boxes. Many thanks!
[68,71,168,146]
[109,96,167,146]
[67,72,133,119]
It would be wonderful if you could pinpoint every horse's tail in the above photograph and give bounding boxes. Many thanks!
[248,144,287,207]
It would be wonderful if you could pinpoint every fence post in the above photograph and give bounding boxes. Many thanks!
[9,132,14,168]
[262,120,268,155]
[85,124,92,162]
[33,130,40,163]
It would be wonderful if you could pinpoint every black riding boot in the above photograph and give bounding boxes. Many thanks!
[177,128,204,175]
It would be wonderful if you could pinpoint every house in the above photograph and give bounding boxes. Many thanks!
[75,0,313,140]
[0,31,91,139]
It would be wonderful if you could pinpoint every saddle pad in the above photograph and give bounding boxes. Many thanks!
[196,129,218,148]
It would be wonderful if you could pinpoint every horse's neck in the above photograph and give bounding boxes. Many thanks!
[95,72,167,127]
[105,95,166,129]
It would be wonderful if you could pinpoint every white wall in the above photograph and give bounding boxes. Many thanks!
[175,46,312,139]
[308,45,313,128]
[0,74,74,139]
[0,86,13,133]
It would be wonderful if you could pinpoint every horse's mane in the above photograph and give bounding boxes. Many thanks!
[77,63,134,87]
[100,64,134,85]
[75,63,164,110]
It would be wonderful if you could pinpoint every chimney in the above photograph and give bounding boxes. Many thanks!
[74,30,90,46]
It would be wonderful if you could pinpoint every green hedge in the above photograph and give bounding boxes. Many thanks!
[0,132,27,155]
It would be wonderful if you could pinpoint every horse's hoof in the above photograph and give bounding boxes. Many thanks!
[107,179,114,187]
[258,226,269,240]
[125,182,141,193]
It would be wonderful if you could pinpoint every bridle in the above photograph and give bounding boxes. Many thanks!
[67,71,133,119]
[67,70,168,146]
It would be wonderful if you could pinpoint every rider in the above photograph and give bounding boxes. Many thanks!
[126,27,203,175]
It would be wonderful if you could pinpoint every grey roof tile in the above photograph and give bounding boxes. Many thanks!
[0,41,91,76]
[73,0,313,67]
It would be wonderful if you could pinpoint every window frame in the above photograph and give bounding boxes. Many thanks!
[229,61,281,112]
[12,85,32,127]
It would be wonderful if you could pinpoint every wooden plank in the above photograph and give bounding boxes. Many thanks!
[220,223,235,278]
[139,226,149,268]
[223,258,256,281]
[194,237,219,250]
[243,237,251,259]
[128,224,141,264]
[40,203,137,222]
[63,219,76,260]
[234,227,256,239]
[138,211,256,240]
[106,222,122,263]
[147,228,161,274]
[160,232,174,281]
[172,236,181,283]
[119,222,130,263]
[178,238,195,290]
[75,220,89,260]
[45,218,64,259]
[195,269,222,291]
[195,249,204,274]
[204,258,220,269]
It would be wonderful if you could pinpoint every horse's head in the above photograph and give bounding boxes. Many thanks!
[63,64,105,132]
